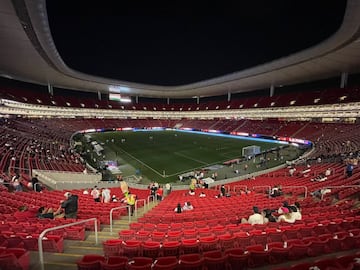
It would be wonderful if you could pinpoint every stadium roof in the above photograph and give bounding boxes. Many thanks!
[0,0,360,98]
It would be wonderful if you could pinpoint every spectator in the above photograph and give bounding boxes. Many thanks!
[156,185,163,201]
[125,192,136,216]
[346,163,354,177]
[31,174,40,191]
[247,206,265,225]
[290,202,302,221]
[277,207,296,223]
[220,185,226,197]
[61,192,78,219]
[182,201,194,211]
[263,209,277,223]
[278,201,291,214]
[102,187,111,203]
[174,203,182,213]
[37,206,64,219]
[199,191,206,198]
[13,179,23,192]
[91,186,100,202]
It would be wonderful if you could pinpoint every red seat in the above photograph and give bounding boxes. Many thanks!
[268,246,290,264]
[218,234,236,251]
[4,248,29,270]
[135,231,151,242]
[0,253,24,270]
[65,226,85,240]
[288,241,311,260]
[141,241,161,259]
[118,229,136,241]
[42,235,64,253]
[127,257,153,270]
[121,240,142,258]
[224,248,248,270]
[178,254,204,270]
[100,256,128,270]
[152,256,178,270]
[161,241,181,257]
[166,231,182,242]
[76,254,106,270]
[151,231,166,243]
[199,236,220,252]
[22,237,38,251]
[247,248,269,268]
[180,239,200,255]
[233,231,252,249]
[203,250,228,270]
[102,239,122,257]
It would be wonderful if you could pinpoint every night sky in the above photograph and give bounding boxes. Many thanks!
[46,1,347,86]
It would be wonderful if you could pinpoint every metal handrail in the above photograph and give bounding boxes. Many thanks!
[321,185,360,200]
[38,218,98,270]
[281,185,308,198]
[110,205,131,233]
[233,185,248,193]
[147,195,155,207]
[252,185,271,197]
[135,199,146,217]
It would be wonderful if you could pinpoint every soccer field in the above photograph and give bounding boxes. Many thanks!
[88,130,287,182]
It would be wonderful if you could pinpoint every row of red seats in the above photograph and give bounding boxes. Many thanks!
[0,247,29,270]
[81,239,360,270]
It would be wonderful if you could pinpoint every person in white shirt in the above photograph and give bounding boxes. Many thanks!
[247,206,265,225]
[182,202,194,211]
[91,186,100,202]
[102,187,111,203]
[277,207,296,223]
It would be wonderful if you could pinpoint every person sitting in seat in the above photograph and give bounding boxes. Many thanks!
[182,201,194,211]
[174,203,182,213]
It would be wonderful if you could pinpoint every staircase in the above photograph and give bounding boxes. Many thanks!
[29,202,158,270]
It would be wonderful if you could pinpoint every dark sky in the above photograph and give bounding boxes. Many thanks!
[46,1,347,86]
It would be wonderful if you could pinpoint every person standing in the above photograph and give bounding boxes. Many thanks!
[156,185,163,201]
[102,187,111,203]
[91,186,100,202]
[125,192,136,216]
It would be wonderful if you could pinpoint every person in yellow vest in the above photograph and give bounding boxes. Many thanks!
[125,192,136,216]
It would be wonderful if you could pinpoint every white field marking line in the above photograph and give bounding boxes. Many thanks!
[166,155,241,177]
[173,151,208,165]
[117,147,165,178]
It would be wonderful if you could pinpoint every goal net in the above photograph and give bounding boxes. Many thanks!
[242,145,261,158]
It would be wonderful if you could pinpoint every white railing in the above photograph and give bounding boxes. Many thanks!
[252,185,272,197]
[38,218,98,270]
[321,185,360,200]
[135,199,146,217]
[281,185,308,198]
[147,195,156,208]
[109,205,131,234]
[233,185,248,193]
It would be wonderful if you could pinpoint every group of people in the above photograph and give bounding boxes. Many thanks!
[242,201,302,225]
[174,201,194,213]
[148,182,164,201]
[15,191,79,220]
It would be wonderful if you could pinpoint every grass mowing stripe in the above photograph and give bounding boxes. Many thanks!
[173,151,208,165]
[117,146,165,178]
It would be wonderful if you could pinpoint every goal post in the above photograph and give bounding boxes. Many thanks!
[242,145,261,158]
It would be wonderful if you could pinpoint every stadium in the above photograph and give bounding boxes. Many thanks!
[0,1,360,269]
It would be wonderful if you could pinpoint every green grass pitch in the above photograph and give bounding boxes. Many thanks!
[89,130,285,182]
